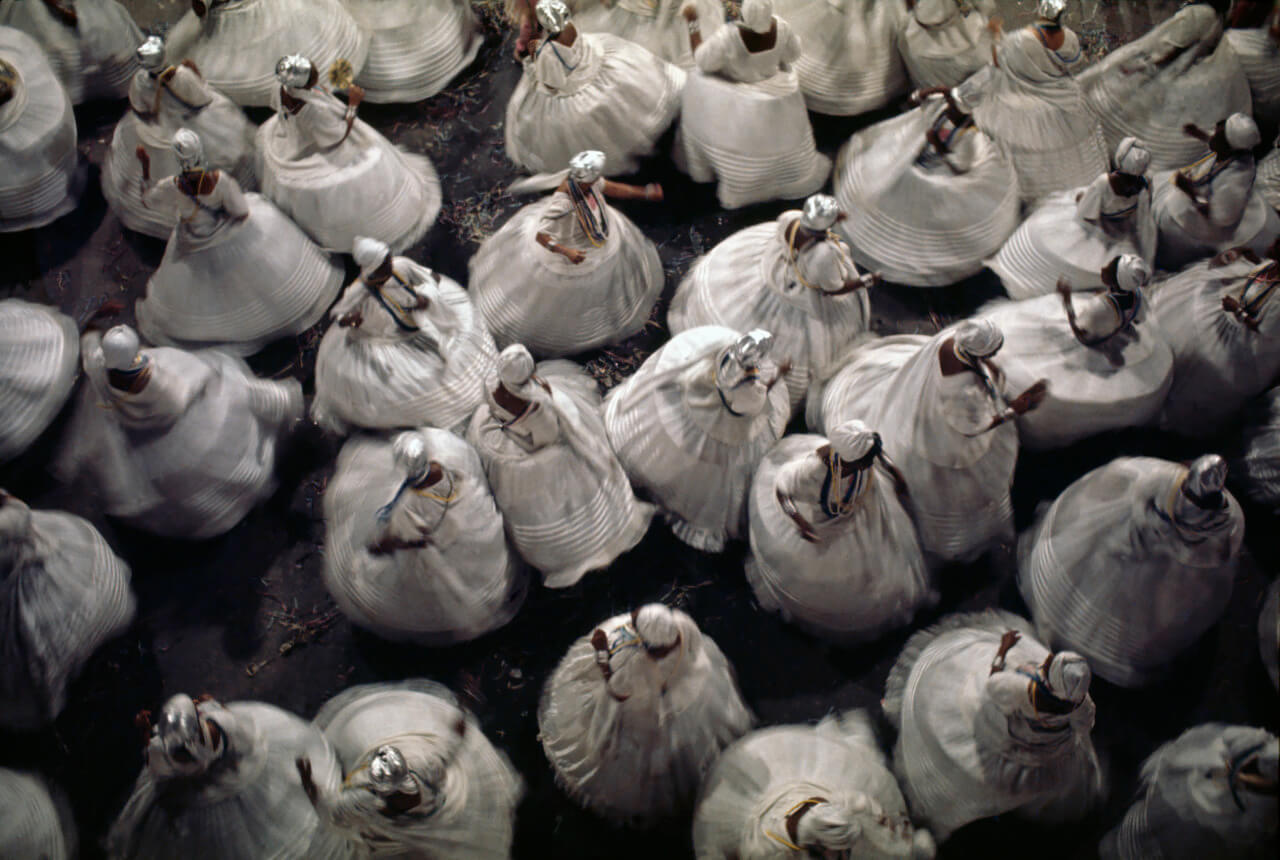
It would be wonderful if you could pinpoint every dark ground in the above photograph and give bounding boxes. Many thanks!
[0,1,1275,857]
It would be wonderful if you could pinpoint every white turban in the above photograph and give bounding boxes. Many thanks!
[795,802,859,851]
[741,0,774,33]
[392,432,430,477]
[634,604,680,649]
[1114,254,1150,292]
[1114,137,1151,177]
[1045,652,1091,705]
[1224,113,1262,151]
[102,325,142,371]
[497,344,536,387]
[954,319,1004,358]
[352,236,391,277]
[829,420,879,461]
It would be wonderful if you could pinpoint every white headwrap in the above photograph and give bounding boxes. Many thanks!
[635,604,680,649]
[392,432,430,478]
[352,237,390,277]
[497,344,536,387]
[829,419,879,461]
[1045,652,1091,705]
[1114,137,1151,177]
[102,325,142,371]
[954,319,1004,358]
[172,127,205,171]
[1225,113,1262,151]
[1114,254,1151,292]
[740,0,774,33]
[795,802,859,851]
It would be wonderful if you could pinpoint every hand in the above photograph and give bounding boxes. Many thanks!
[296,757,319,807]
[565,248,586,265]
[644,183,664,202]
[1010,379,1049,415]
[681,5,698,21]
[776,359,793,377]
[413,294,431,310]
[338,310,363,328]
[1056,277,1073,299]
[987,15,1003,35]
[1182,122,1202,138]
[797,524,821,544]
[860,272,881,289]
[1212,248,1242,267]
[590,629,608,652]
[135,145,150,165]
[347,85,365,109]
[909,89,922,105]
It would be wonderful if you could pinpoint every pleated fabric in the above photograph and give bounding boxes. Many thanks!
[0,769,76,860]
[0,0,140,103]
[1235,387,1280,512]
[1152,158,1280,270]
[0,300,78,463]
[1017,457,1243,687]
[342,0,481,103]
[1259,144,1280,213]
[898,0,995,90]
[569,0,726,69]
[313,679,524,859]
[1226,26,1280,126]
[1261,580,1279,692]
[0,27,79,233]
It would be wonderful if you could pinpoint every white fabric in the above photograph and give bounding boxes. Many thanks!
[468,360,653,588]
[468,179,663,357]
[313,679,524,859]
[0,299,78,463]
[668,211,871,409]
[0,0,140,103]
[976,292,1173,449]
[569,0,725,69]
[1147,257,1280,436]
[1018,457,1244,687]
[745,434,933,642]
[311,259,498,435]
[1262,580,1279,691]
[257,84,440,254]
[102,65,258,238]
[1080,5,1253,172]
[54,332,304,539]
[834,97,1020,287]
[0,26,79,232]
[900,0,996,90]
[322,429,527,645]
[675,20,830,209]
[538,608,753,825]
[693,712,931,859]
[1226,25,1280,126]
[0,499,135,730]
[603,325,791,552]
[0,769,75,860]
[1260,143,1280,213]
[107,700,352,860]
[1236,387,1280,513]
[988,174,1157,299]
[1153,154,1280,270]
[505,31,685,176]
[883,610,1104,843]
[773,0,909,114]
[165,0,369,108]
[341,0,480,103]
[134,173,344,357]
[811,329,1017,563]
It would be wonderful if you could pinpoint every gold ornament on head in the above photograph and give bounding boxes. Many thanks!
[328,58,355,90]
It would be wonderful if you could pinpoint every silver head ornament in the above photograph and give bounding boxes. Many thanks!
[275,54,313,89]
[829,419,879,462]
[568,150,606,184]
[1114,255,1151,292]
[136,35,166,72]
[1045,652,1091,705]
[392,432,431,479]
[497,344,536,387]
[368,745,412,795]
[536,0,571,34]
[155,694,218,769]
[733,329,774,366]
[1038,0,1068,21]
[954,319,1004,359]
[102,325,142,371]
[1185,454,1228,500]
[172,127,206,171]
[800,194,840,232]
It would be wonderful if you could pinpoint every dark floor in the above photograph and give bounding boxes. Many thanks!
[0,1,1275,858]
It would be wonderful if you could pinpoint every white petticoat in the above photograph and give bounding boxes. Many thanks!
[745,435,933,643]
[0,769,76,860]
[341,0,481,103]
[0,300,78,463]
[468,198,663,357]
[569,0,725,69]
[0,27,79,233]
[165,0,369,108]
[0,0,140,103]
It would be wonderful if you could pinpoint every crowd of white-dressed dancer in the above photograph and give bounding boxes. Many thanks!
[1,0,1279,856]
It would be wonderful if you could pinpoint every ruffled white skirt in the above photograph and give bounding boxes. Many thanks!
[342,0,481,103]
[1152,168,1280,270]
[0,770,76,860]
[468,199,663,357]
[0,0,140,103]
[1226,27,1280,125]
[899,9,993,90]
[569,0,725,69]
[0,300,78,463]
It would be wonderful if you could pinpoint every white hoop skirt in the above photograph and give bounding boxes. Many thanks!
[1018,457,1244,687]
[1,503,135,730]
[0,300,78,463]
[468,198,663,357]
[322,430,527,645]
[165,0,369,108]
[0,27,79,233]
[899,5,994,90]
[0,0,140,103]
[1235,387,1280,512]
[136,194,344,356]
[833,107,1021,287]
[745,435,933,643]
[0,769,76,860]
[504,32,685,176]
[569,0,725,69]
[1226,26,1280,126]
[1152,165,1280,270]
[341,0,480,103]
[976,294,1173,449]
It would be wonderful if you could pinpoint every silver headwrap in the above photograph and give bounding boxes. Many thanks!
[275,54,313,89]
[1037,0,1068,21]
[102,325,142,371]
[1114,254,1150,292]
[733,329,774,366]
[368,745,415,795]
[172,127,206,171]
[741,0,774,33]
[392,432,431,479]
[1186,454,1228,499]
[136,35,166,72]
[157,695,204,756]
[800,194,840,232]
[829,419,879,461]
[634,604,680,649]
[536,0,571,34]
[567,150,606,184]
[497,344,536,387]
[1045,652,1091,705]
[1225,113,1262,151]
[352,236,391,277]
[1114,137,1151,177]
[954,319,1004,359]
[949,84,975,114]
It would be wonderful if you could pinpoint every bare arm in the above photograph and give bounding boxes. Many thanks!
[536,230,586,264]
[1057,278,1115,346]
[601,180,663,202]
[776,488,820,544]
[683,5,704,53]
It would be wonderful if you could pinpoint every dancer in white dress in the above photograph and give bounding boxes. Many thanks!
[165,0,368,108]
[693,711,936,859]
[1153,113,1280,269]
[311,237,498,435]
[773,0,908,115]
[0,489,135,730]
[107,694,352,860]
[469,150,664,357]
[745,421,934,643]
[989,137,1157,299]
[1019,455,1245,688]
[102,34,258,239]
[675,0,830,209]
[883,610,1104,844]
[0,26,79,232]
[257,54,440,254]
[965,0,1108,202]
[1226,1,1280,129]
[668,195,875,410]
[604,327,791,552]
[341,0,481,103]
[899,0,997,90]
[1148,242,1280,436]
[505,1,685,176]
[833,84,1020,287]
[566,0,726,68]
[0,299,78,463]
[469,345,653,588]
[1099,724,1278,860]
[811,320,1046,563]
[134,129,344,356]
[1080,3,1253,172]
[978,255,1173,449]
[0,0,140,103]
[1236,387,1280,512]
[304,679,524,859]
[0,769,76,860]
[55,325,304,539]
[322,430,527,645]
[539,604,753,825]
